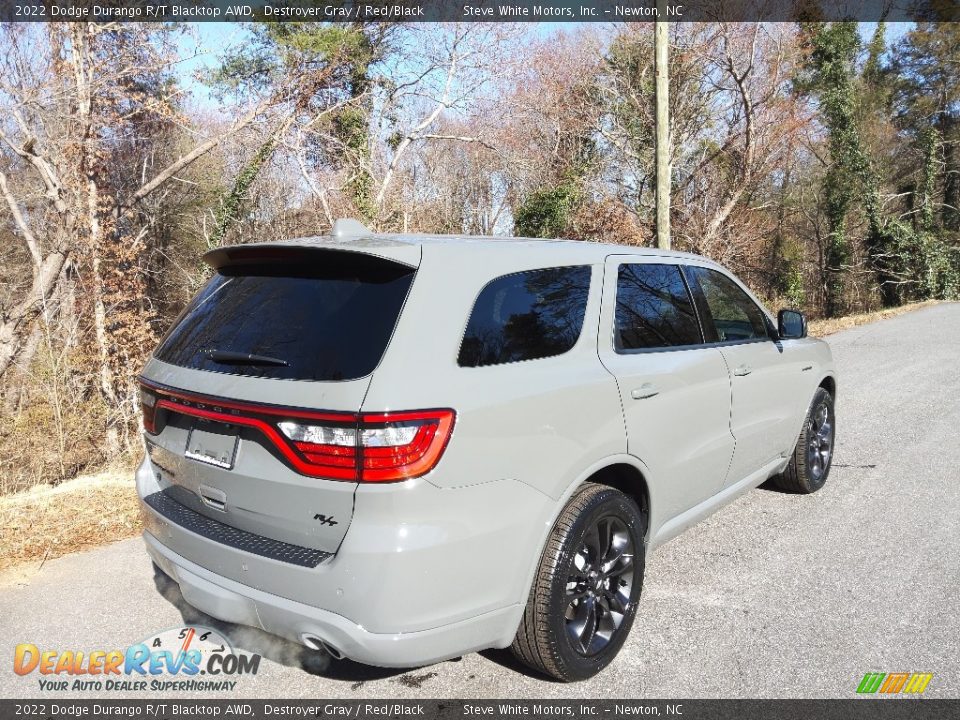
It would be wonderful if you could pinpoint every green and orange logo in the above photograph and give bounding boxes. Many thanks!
[857,672,933,694]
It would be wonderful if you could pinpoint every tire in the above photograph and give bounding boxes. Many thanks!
[773,387,835,494]
[511,483,646,682]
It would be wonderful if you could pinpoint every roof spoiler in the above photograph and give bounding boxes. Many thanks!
[332,218,372,238]
[202,244,416,275]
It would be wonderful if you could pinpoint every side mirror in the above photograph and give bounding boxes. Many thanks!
[778,309,807,339]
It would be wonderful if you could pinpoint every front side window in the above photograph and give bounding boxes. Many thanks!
[686,266,769,342]
[615,263,702,351]
[458,266,591,367]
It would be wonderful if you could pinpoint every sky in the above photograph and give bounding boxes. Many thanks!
[173,21,916,109]
[173,21,599,106]
[174,23,252,106]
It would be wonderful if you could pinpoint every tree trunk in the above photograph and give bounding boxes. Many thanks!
[942,135,960,231]
[0,251,69,376]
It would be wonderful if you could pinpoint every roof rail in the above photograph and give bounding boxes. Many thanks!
[332,218,373,238]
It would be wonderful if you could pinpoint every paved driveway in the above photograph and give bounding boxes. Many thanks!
[2,303,958,699]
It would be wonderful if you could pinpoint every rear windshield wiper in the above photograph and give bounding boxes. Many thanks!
[206,350,289,367]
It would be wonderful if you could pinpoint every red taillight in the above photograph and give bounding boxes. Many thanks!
[140,386,158,434]
[274,410,456,482]
[137,379,455,483]
[359,410,456,482]
[277,419,359,480]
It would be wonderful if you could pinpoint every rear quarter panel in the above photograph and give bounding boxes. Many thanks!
[362,246,625,498]
[358,247,626,621]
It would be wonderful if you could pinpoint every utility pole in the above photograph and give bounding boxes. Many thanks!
[655,9,671,250]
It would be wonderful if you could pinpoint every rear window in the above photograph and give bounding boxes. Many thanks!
[458,266,591,367]
[615,263,702,351]
[154,252,415,382]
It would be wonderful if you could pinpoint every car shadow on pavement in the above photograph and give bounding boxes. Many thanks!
[478,648,559,682]
[151,563,405,682]
[757,478,791,493]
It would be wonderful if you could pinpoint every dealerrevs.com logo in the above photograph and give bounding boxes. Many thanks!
[14,626,260,693]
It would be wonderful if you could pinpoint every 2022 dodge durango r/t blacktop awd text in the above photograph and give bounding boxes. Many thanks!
[136,218,836,681]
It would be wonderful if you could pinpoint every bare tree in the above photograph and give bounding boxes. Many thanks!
[0,23,290,447]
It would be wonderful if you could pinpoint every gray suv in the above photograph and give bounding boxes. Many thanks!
[136,219,836,681]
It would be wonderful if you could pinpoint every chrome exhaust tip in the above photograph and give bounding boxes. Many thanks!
[300,633,345,660]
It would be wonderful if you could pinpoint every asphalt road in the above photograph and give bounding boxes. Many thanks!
[3,303,958,699]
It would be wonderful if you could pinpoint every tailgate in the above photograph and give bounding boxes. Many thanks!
[138,246,417,556]
[140,370,369,554]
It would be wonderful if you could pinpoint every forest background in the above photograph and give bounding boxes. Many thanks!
[1,20,958,497]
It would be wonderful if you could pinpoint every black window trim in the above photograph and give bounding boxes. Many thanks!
[456,263,594,369]
[612,261,708,356]
[680,264,777,348]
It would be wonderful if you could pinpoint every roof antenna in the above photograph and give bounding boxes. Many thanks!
[332,218,372,238]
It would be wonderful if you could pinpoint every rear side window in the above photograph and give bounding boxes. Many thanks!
[615,264,702,351]
[686,266,768,342]
[458,266,591,367]
[154,253,415,382]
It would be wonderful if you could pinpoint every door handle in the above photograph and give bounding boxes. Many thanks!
[631,383,660,400]
[733,364,753,377]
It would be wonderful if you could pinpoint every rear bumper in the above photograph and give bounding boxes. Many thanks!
[144,531,520,668]
[135,454,551,667]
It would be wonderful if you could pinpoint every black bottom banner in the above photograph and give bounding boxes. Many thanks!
[2,699,955,720]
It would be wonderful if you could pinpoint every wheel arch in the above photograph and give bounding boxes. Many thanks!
[819,374,836,398]
[508,453,656,646]
[581,463,650,538]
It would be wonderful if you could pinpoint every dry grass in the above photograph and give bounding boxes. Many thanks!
[0,348,116,496]
[808,300,940,337]
[0,467,141,577]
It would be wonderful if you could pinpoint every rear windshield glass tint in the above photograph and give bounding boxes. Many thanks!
[154,254,415,382]
[458,266,591,367]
